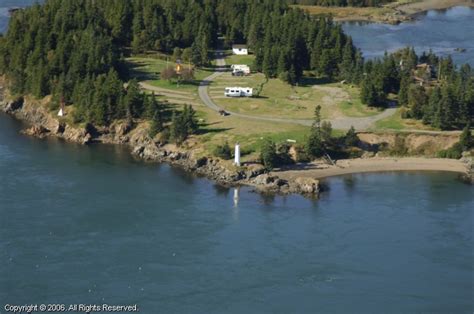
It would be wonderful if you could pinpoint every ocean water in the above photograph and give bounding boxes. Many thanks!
[343,6,474,66]
[0,0,43,34]
[0,113,473,313]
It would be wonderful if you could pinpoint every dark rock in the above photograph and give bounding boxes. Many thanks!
[195,157,208,168]
[56,123,66,134]
[5,97,24,113]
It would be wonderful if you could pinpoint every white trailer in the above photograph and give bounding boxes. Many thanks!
[231,64,251,76]
[225,87,253,97]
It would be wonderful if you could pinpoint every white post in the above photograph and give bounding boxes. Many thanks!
[234,143,241,167]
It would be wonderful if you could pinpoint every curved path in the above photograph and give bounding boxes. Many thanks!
[197,51,398,131]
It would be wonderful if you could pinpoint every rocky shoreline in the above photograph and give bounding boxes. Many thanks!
[0,95,322,197]
[1,90,471,196]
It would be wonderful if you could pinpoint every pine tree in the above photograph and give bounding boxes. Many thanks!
[345,126,359,146]
[306,105,325,158]
[459,124,473,151]
[398,71,410,106]
[260,139,278,171]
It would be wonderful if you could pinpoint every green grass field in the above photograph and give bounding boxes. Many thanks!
[127,57,213,92]
[209,71,378,121]
[226,53,255,67]
[373,109,435,131]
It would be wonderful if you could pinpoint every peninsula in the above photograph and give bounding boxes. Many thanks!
[0,0,472,197]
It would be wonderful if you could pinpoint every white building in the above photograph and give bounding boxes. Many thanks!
[225,87,253,97]
[231,64,251,76]
[232,45,248,55]
[234,143,241,166]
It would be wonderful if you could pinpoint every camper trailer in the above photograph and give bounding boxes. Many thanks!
[225,87,253,97]
[231,64,251,76]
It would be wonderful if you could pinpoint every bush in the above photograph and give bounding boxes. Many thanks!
[213,142,232,160]
[276,143,294,166]
[345,126,359,147]
[437,142,463,159]
[294,144,311,163]
[389,135,408,156]
[260,139,278,170]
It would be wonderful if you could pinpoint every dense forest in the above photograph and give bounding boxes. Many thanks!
[0,0,357,124]
[357,48,474,130]
[287,0,394,7]
[0,0,471,131]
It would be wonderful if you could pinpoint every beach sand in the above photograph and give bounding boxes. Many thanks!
[275,157,469,181]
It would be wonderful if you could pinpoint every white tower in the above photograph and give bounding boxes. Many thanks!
[234,143,241,167]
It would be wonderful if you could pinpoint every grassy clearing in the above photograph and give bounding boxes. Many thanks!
[210,71,378,120]
[338,85,382,117]
[127,57,213,93]
[226,53,256,67]
[373,109,435,131]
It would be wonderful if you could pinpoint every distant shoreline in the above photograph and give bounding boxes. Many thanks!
[297,0,474,24]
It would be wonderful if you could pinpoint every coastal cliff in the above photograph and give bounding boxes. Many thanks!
[0,94,322,197]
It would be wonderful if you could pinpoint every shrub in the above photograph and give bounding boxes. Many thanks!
[260,139,278,170]
[345,126,359,147]
[437,142,463,159]
[389,135,408,156]
[213,142,232,160]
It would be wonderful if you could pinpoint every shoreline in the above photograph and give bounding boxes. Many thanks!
[298,0,474,24]
[1,89,472,198]
[275,158,470,182]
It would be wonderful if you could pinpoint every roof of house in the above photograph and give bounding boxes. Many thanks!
[232,44,248,49]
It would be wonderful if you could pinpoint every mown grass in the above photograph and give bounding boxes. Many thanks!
[226,53,256,67]
[338,85,382,117]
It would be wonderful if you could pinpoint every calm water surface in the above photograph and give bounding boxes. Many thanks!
[0,114,473,313]
[343,6,474,66]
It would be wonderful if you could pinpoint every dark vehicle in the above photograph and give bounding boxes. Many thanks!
[219,110,230,116]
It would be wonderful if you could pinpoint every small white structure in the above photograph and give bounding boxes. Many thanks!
[232,45,248,55]
[57,108,64,117]
[234,143,241,167]
[225,87,253,97]
[231,64,251,76]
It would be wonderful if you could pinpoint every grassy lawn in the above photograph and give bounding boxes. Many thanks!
[373,109,436,131]
[210,71,379,120]
[338,85,382,117]
[127,56,213,93]
[226,53,255,67]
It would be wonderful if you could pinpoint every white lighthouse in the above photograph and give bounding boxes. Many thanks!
[234,143,241,167]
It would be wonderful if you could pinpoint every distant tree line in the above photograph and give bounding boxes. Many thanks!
[356,48,474,130]
[287,0,394,7]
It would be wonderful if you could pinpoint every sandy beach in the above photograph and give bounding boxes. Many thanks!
[275,157,469,181]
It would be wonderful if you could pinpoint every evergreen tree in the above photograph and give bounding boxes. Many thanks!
[459,124,472,151]
[260,139,278,171]
[345,126,359,146]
